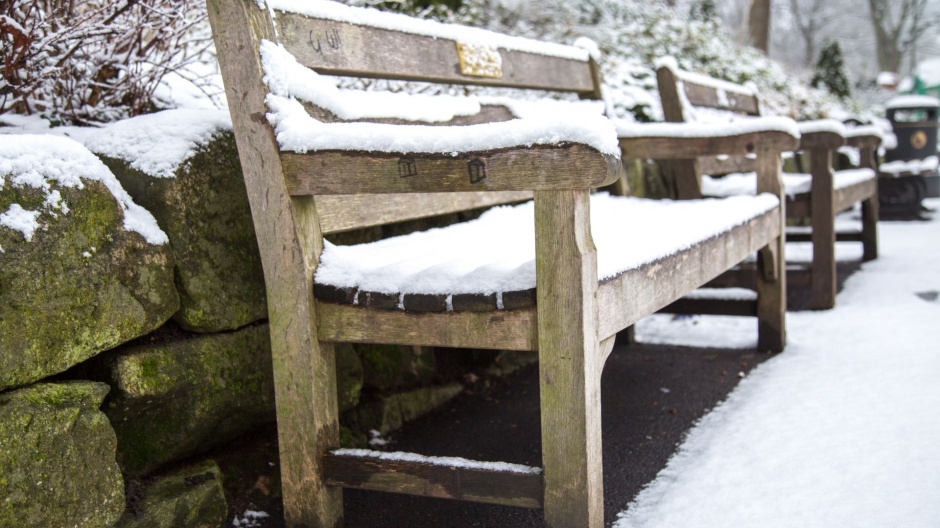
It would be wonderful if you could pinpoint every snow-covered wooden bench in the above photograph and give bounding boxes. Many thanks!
[656,59,882,310]
[208,1,790,526]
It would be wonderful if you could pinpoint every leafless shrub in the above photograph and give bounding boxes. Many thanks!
[1,0,212,125]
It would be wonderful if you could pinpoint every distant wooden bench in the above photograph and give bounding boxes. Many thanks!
[656,59,882,310]
[208,1,791,526]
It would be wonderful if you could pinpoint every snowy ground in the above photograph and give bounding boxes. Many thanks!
[622,201,940,527]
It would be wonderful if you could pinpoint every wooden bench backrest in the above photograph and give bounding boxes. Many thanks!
[274,9,601,97]
[656,62,766,195]
[257,3,604,233]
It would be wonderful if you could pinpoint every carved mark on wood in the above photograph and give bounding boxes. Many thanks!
[309,27,341,55]
[467,158,486,184]
[398,158,418,178]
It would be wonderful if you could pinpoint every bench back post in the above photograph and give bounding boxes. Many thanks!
[656,65,703,198]
[207,0,344,525]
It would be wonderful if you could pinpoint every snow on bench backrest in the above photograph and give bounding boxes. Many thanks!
[266,0,600,96]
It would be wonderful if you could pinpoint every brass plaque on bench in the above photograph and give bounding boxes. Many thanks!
[456,43,503,78]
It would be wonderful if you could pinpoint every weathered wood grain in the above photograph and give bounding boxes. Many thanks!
[274,12,596,94]
[282,146,621,195]
[316,191,532,234]
[534,190,604,528]
[322,452,544,508]
[316,302,538,351]
[207,0,343,525]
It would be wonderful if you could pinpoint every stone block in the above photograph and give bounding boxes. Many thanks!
[0,382,125,528]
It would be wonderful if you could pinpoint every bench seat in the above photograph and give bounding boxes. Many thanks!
[703,168,876,199]
[314,193,780,311]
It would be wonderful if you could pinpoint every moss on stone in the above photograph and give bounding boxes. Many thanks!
[0,381,125,528]
[114,459,227,528]
[100,133,267,333]
[95,324,278,476]
[0,179,179,391]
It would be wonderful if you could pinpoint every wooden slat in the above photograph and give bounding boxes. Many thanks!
[833,177,877,213]
[534,190,604,528]
[706,267,758,290]
[619,131,799,161]
[317,191,532,233]
[787,231,865,243]
[207,0,343,525]
[699,156,757,176]
[282,146,621,195]
[659,297,758,317]
[275,12,596,94]
[680,77,761,115]
[787,195,811,218]
[799,131,845,150]
[322,452,544,509]
[316,302,538,351]
[846,134,882,149]
[596,207,780,340]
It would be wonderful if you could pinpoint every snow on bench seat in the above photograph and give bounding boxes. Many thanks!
[702,168,876,198]
[314,192,779,311]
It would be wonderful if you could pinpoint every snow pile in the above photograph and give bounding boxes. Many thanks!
[84,109,233,178]
[260,41,619,156]
[0,135,167,245]
[315,192,778,298]
[619,201,940,527]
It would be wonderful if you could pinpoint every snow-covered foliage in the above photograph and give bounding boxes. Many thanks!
[0,0,214,125]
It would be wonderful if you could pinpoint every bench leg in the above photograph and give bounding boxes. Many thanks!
[757,238,787,352]
[535,190,604,528]
[861,196,879,261]
[810,148,836,310]
[756,148,787,352]
[275,339,344,528]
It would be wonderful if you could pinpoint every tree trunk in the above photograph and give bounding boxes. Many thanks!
[748,0,771,53]
[868,0,900,72]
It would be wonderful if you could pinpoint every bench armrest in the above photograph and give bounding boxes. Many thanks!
[798,130,845,151]
[618,129,799,160]
[281,145,622,195]
[845,134,883,149]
